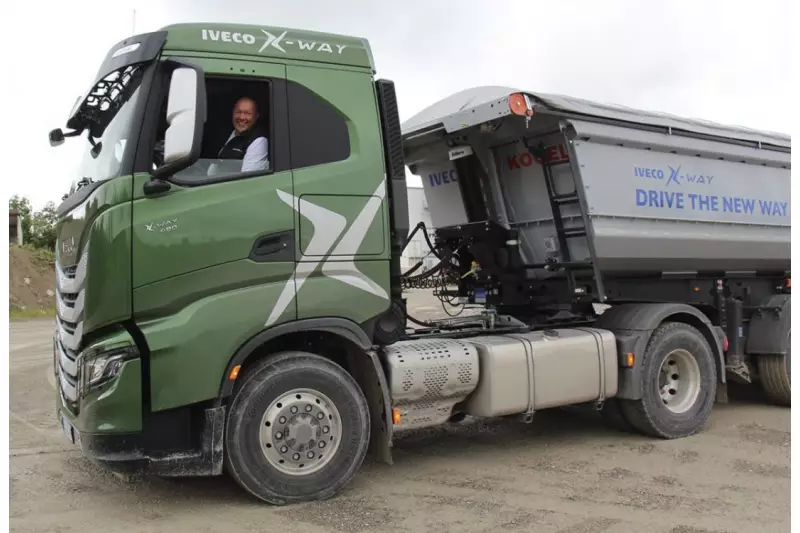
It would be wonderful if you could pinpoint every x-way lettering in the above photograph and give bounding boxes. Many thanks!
[634,165,714,186]
[201,29,348,55]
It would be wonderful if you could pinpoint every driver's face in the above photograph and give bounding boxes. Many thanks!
[233,99,258,134]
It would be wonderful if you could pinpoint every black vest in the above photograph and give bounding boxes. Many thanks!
[217,126,266,160]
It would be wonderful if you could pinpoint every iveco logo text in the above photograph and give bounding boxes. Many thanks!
[428,169,458,188]
[201,29,348,55]
[634,165,714,186]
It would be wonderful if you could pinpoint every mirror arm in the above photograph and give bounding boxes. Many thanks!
[143,177,172,196]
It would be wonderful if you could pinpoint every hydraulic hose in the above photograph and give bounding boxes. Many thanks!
[405,313,434,327]
[400,222,443,280]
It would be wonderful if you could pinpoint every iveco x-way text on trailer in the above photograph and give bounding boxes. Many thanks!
[48,23,790,505]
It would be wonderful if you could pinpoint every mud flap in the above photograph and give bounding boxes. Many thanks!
[746,294,790,356]
[149,406,225,476]
[348,349,394,465]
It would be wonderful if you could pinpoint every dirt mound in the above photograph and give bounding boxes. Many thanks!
[9,245,56,312]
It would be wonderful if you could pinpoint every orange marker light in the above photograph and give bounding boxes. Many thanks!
[508,93,534,117]
[229,365,241,381]
[392,408,402,425]
[625,353,635,367]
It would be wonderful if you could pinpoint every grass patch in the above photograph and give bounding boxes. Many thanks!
[19,244,56,269]
[10,307,55,320]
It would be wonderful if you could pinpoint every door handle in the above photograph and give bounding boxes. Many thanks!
[250,230,294,262]
[254,235,286,255]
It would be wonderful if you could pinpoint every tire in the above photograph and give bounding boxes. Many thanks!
[757,331,790,406]
[620,322,717,439]
[224,351,370,505]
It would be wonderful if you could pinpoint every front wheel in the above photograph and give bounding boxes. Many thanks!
[620,322,717,439]
[224,351,370,505]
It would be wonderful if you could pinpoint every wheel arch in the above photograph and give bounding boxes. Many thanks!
[219,317,372,398]
[217,317,394,464]
[595,303,725,400]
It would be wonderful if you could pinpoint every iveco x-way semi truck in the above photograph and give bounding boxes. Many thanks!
[48,23,790,505]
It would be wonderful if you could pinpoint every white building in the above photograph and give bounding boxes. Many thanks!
[9,210,23,245]
[400,185,439,274]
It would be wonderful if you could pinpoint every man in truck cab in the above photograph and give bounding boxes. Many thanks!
[216,96,269,172]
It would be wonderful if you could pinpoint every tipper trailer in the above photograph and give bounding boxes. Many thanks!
[48,23,791,505]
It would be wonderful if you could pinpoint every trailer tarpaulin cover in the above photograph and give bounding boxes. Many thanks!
[401,86,790,149]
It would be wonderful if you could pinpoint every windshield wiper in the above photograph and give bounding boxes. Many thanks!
[77,177,94,189]
[61,177,95,201]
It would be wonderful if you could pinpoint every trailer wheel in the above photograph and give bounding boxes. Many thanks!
[223,351,370,505]
[757,331,790,406]
[621,322,716,439]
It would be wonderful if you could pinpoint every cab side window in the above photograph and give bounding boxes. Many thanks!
[286,80,350,169]
[170,75,282,184]
[150,69,350,184]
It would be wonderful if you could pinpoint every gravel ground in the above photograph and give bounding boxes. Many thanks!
[10,291,790,532]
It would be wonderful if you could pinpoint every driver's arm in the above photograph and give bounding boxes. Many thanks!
[242,137,269,172]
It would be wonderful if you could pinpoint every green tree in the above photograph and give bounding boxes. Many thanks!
[29,202,58,250]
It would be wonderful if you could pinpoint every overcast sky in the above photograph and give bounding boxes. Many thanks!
[3,0,793,209]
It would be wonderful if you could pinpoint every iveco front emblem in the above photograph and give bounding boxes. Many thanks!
[61,236,75,255]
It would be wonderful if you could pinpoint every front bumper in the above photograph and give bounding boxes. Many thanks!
[57,402,226,476]
[54,328,225,477]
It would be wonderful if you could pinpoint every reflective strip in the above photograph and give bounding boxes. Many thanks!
[55,252,88,294]
[57,320,83,352]
[58,340,79,377]
[56,289,84,324]
[59,366,78,402]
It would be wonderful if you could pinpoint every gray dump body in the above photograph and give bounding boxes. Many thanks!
[401,87,791,275]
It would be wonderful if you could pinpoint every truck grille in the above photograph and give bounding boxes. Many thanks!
[55,250,88,412]
[57,338,80,411]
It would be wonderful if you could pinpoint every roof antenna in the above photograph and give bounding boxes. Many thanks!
[132,9,136,33]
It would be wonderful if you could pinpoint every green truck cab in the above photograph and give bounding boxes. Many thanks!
[51,23,408,503]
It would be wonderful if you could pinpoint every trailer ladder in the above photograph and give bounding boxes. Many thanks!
[524,139,604,302]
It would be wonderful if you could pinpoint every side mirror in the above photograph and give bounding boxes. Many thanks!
[49,128,65,147]
[151,64,206,183]
[164,68,199,164]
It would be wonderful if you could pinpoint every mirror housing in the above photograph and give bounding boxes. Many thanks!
[151,63,206,182]
[49,128,65,147]
[48,127,82,147]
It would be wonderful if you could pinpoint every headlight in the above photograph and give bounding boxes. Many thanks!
[81,346,138,393]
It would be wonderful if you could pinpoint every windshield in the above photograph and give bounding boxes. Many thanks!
[66,67,145,196]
